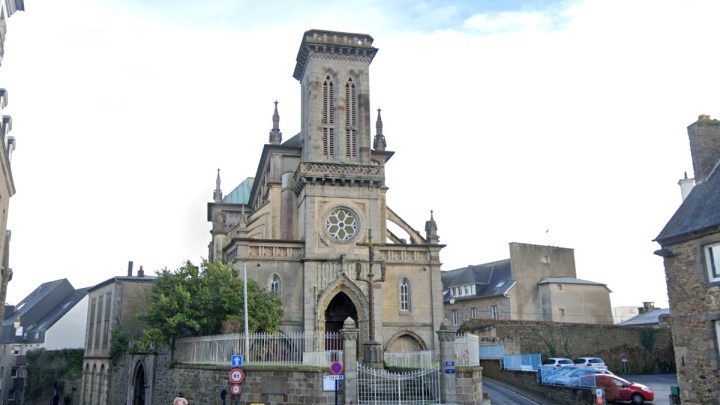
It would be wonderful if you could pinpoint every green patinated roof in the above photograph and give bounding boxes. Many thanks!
[223,177,254,205]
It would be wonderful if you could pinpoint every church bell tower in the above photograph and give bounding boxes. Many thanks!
[294,30,378,164]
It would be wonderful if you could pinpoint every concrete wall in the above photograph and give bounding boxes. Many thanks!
[44,296,88,350]
[508,243,577,321]
[539,282,613,324]
[463,319,675,374]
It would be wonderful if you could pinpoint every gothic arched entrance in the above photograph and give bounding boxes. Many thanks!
[132,363,145,405]
[325,291,358,334]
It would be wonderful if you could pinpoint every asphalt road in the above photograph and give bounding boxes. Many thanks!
[620,374,678,405]
[483,380,540,405]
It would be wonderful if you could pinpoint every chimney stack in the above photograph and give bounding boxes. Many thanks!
[638,301,655,314]
[678,171,695,201]
[687,114,720,184]
[137,266,144,277]
[127,261,133,277]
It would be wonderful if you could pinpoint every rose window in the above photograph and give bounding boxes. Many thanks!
[326,208,358,241]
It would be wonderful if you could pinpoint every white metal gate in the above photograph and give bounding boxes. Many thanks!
[357,363,440,405]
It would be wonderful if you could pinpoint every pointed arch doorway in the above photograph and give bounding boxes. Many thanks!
[325,291,358,336]
[132,363,145,405]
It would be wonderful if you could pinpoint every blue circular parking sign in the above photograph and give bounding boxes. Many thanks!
[330,361,343,375]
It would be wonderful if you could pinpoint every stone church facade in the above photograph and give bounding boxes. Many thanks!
[208,29,445,355]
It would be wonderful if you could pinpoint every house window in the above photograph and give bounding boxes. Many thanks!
[10,367,17,378]
[715,321,720,357]
[400,278,411,311]
[706,243,720,282]
[452,310,459,326]
[542,255,551,263]
[560,308,565,317]
[491,305,499,320]
[557,284,563,291]
[271,274,281,297]
[464,285,469,295]
[12,345,20,356]
[471,307,478,318]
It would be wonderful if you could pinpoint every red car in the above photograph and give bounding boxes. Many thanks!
[577,374,654,404]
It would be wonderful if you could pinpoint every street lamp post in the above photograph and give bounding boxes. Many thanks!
[243,262,249,365]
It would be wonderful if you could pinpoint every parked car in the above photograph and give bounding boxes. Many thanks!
[541,357,574,367]
[576,374,654,404]
[540,365,578,385]
[553,367,614,387]
[573,356,608,369]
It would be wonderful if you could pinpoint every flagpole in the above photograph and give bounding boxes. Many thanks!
[243,261,250,364]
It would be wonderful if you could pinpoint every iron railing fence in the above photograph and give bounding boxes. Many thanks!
[357,363,440,405]
[455,333,479,366]
[384,350,435,369]
[503,353,541,371]
[174,331,342,366]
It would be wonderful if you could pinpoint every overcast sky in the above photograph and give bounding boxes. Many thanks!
[2,0,719,310]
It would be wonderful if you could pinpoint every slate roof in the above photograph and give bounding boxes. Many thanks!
[282,133,302,147]
[441,259,514,301]
[656,164,720,242]
[617,308,670,326]
[538,277,611,290]
[87,274,156,293]
[24,287,89,335]
[1,279,88,344]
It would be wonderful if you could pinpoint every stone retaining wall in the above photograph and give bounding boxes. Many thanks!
[463,319,675,374]
[110,354,485,405]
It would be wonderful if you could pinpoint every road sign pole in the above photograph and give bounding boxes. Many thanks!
[335,380,338,405]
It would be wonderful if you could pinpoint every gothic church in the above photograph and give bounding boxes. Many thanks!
[208,30,444,355]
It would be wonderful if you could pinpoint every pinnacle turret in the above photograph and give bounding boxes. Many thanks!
[213,168,223,202]
[373,108,387,151]
[425,210,439,244]
[269,100,283,145]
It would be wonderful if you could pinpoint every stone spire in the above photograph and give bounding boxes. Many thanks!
[213,168,223,203]
[268,100,283,145]
[373,108,387,151]
[425,210,439,244]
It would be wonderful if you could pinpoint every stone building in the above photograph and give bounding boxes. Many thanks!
[442,242,613,326]
[0,278,87,404]
[208,29,445,357]
[0,0,24,332]
[79,264,154,405]
[655,114,720,405]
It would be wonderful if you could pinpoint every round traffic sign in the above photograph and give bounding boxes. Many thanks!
[229,368,245,383]
[230,384,242,396]
[330,361,343,375]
